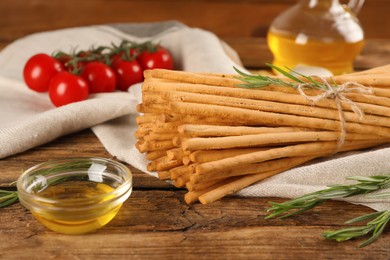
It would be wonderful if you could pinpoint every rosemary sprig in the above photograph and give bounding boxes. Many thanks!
[266,175,390,219]
[266,174,390,247]
[323,210,390,247]
[234,64,336,90]
[0,159,94,208]
[0,190,18,207]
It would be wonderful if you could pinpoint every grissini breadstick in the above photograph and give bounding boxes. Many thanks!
[136,103,170,114]
[184,177,241,204]
[186,178,225,191]
[147,156,183,172]
[178,124,307,137]
[144,69,242,87]
[170,102,390,137]
[157,171,171,180]
[144,68,390,99]
[165,91,390,128]
[146,150,167,161]
[191,156,316,184]
[190,139,385,184]
[166,147,187,160]
[144,132,178,141]
[138,139,175,152]
[181,131,382,151]
[182,156,191,166]
[143,81,390,117]
[173,174,190,188]
[195,140,382,175]
[197,152,330,205]
[136,114,162,124]
[189,148,268,163]
[169,165,193,180]
[142,92,166,104]
[333,75,390,87]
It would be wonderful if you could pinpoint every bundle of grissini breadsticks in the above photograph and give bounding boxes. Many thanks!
[135,64,390,204]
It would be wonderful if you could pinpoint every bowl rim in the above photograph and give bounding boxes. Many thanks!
[16,157,132,207]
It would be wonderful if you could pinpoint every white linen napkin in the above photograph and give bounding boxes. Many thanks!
[0,21,389,211]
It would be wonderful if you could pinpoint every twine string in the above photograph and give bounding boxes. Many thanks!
[297,78,373,151]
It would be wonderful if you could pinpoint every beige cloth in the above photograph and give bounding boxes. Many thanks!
[0,22,389,211]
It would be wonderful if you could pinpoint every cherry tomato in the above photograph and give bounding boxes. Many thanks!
[23,53,64,92]
[81,62,117,93]
[111,49,139,64]
[48,71,89,107]
[111,59,143,91]
[137,46,174,70]
[55,54,85,73]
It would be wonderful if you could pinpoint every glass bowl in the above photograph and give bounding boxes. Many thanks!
[17,157,132,235]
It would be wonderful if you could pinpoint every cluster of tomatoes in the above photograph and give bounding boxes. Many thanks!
[23,40,174,107]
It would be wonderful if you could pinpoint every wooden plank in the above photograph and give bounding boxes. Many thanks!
[0,0,389,47]
[0,191,388,258]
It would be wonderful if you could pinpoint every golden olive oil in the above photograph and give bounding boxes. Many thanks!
[267,31,365,75]
[31,181,121,235]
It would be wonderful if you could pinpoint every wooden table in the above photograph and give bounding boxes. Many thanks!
[1,37,390,259]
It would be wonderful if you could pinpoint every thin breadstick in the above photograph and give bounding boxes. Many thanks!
[144,69,390,98]
[184,177,240,204]
[147,156,183,172]
[146,150,167,161]
[144,132,177,141]
[191,141,385,183]
[173,174,190,188]
[143,81,390,117]
[137,122,154,133]
[138,139,175,152]
[169,165,193,180]
[196,140,386,174]
[170,102,390,137]
[165,91,390,128]
[189,148,268,163]
[166,148,186,160]
[196,140,387,203]
[333,75,390,87]
[191,156,316,184]
[157,171,171,180]
[136,114,162,124]
[178,124,307,137]
[142,92,165,104]
[186,178,226,191]
[144,69,242,87]
[198,168,292,204]
[135,140,145,153]
[134,130,149,139]
[182,156,191,166]
[136,103,170,114]
[197,152,326,204]
[182,131,382,151]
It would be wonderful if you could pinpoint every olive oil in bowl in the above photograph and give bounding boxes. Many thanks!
[17,158,132,235]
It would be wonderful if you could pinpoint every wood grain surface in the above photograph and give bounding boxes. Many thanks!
[1,1,390,259]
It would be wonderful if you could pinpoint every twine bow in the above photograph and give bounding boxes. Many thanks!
[297,78,373,151]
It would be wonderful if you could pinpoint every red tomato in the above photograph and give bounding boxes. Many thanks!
[112,59,143,91]
[81,62,117,93]
[137,46,174,70]
[56,55,85,73]
[23,53,64,92]
[111,49,139,64]
[48,71,89,107]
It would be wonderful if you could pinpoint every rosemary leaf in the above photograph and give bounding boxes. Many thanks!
[234,64,335,90]
[322,210,390,247]
[0,190,18,208]
[266,174,390,219]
